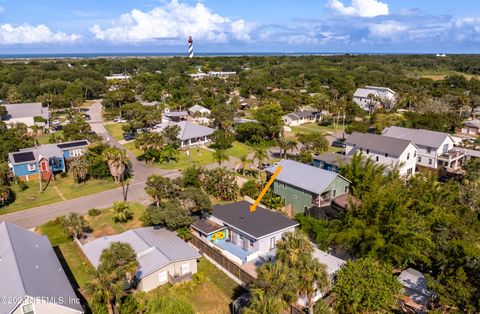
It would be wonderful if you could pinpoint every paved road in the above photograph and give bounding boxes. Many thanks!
[0,101,180,229]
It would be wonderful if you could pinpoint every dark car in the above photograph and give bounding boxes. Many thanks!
[331,139,346,148]
[123,133,136,141]
[83,114,91,121]
[52,125,63,131]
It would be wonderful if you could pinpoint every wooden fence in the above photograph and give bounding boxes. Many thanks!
[190,235,255,285]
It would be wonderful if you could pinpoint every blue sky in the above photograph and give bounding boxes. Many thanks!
[1,0,480,53]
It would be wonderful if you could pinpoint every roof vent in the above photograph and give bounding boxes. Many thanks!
[35,265,39,269]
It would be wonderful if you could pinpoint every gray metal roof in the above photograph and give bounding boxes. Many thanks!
[398,268,433,307]
[313,153,352,167]
[211,201,299,239]
[463,119,480,129]
[265,159,349,194]
[285,110,317,120]
[188,104,211,114]
[354,86,395,99]
[0,222,83,314]
[345,132,414,157]
[382,126,452,149]
[465,149,480,158]
[2,103,49,120]
[312,248,345,276]
[80,227,200,279]
[165,111,189,117]
[177,121,214,141]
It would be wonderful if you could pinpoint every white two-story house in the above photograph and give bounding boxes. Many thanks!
[353,86,396,111]
[345,132,418,176]
[382,126,464,170]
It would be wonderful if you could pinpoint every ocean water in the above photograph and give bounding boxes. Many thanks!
[0,52,426,60]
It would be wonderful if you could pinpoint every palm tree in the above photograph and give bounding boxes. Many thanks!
[70,157,89,183]
[213,148,229,165]
[112,201,133,223]
[236,154,252,174]
[103,147,131,200]
[277,138,297,158]
[253,148,268,169]
[86,242,138,314]
[243,288,284,314]
[64,212,86,239]
[276,230,314,268]
[296,259,330,314]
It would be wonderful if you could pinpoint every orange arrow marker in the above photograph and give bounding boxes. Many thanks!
[250,165,282,212]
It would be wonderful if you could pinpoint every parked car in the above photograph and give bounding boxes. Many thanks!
[114,117,127,123]
[331,139,346,148]
[83,114,91,121]
[52,125,63,131]
[52,119,61,125]
[123,133,136,141]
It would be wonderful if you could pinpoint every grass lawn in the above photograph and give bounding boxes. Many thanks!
[144,258,244,314]
[123,140,143,157]
[226,141,255,158]
[36,131,64,144]
[0,175,120,215]
[84,202,145,238]
[104,122,124,141]
[56,175,119,200]
[290,123,340,135]
[416,70,479,81]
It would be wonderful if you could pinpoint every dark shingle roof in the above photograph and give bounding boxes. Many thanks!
[212,201,299,239]
[346,132,414,157]
[0,222,83,313]
[191,219,225,235]
[286,110,316,120]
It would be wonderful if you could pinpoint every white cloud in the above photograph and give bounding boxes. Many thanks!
[0,24,80,44]
[91,0,254,43]
[327,0,389,18]
[369,21,408,38]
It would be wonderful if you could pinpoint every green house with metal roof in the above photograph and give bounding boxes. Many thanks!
[265,159,351,215]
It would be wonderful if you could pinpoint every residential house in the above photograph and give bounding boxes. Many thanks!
[153,121,214,148]
[191,201,299,265]
[105,74,131,80]
[189,71,236,79]
[397,268,434,313]
[353,86,396,111]
[313,153,352,173]
[458,119,480,137]
[8,140,89,181]
[0,221,83,314]
[239,98,259,110]
[1,102,50,127]
[382,126,465,170]
[188,104,211,117]
[345,132,418,176]
[80,227,201,292]
[283,110,320,126]
[164,110,189,122]
[265,159,351,215]
[297,247,346,308]
[188,105,211,123]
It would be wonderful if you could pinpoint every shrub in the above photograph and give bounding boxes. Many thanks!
[17,179,28,191]
[176,226,192,241]
[112,201,133,223]
[241,179,260,199]
[88,208,101,216]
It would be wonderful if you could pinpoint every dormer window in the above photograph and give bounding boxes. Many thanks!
[27,163,36,172]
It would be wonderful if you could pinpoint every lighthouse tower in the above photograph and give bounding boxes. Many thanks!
[188,36,193,58]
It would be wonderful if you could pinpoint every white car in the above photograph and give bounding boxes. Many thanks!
[52,119,61,125]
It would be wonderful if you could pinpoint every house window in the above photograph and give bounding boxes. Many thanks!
[282,181,286,188]
[427,147,432,154]
[158,271,167,283]
[376,156,379,162]
[270,237,276,250]
[293,194,297,199]
[366,149,369,154]
[428,159,433,165]
[249,240,254,247]
[385,153,389,157]
[414,151,417,157]
[181,263,190,275]
[304,206,309,212]
[332,190,337,198]
[407,168,413,175]
[22,304,34,314]
[303,189,307,195]
[407,153,410,160]
[344,186,348,193]
[27,163,36,172]
[52,159,60,167]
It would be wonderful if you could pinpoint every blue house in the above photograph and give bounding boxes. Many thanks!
[8,140,89,181]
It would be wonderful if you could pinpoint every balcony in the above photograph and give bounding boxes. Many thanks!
[168,272,192,285]
[438,149,465,161]
[314,196,331,207]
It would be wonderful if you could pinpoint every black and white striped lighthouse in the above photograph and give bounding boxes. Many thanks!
[188,36,193,58]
